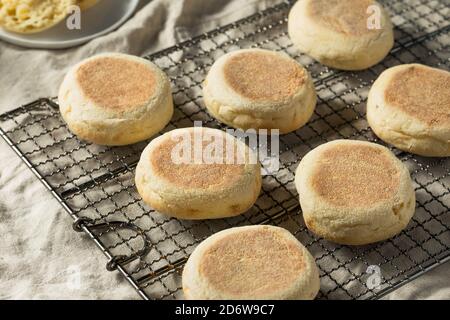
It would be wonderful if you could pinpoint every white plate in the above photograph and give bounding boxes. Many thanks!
[0,0,139,49]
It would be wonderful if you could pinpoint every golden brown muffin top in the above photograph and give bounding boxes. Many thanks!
[308,0,380,36]
[223,50,306,101]
[199,226,305,298]
[385,65,450,127]
[311,142,401,207]
[150,129,247,189]
[76,56,156,111]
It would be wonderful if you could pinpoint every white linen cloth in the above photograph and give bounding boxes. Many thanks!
[0,0,448,299]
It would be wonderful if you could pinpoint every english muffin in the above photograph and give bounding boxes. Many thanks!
[135,127,262,220]
[203,48,317,134]
[295,140,415,245]
[183,225,320,300]
[367,64,450,157]
[288,0,394,70]
[58,53,173,146]
[0,0,76,34]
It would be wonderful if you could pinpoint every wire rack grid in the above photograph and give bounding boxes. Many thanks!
[0,0,449,300]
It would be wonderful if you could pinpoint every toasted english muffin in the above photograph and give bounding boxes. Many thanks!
[0,0,75,34]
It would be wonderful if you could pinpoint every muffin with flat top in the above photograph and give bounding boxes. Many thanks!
[295,140,415,245]
[367,64,450,157]
[288,0,394,70]
[135,127,262,219]
[183,225,320,300]
[203,48,317,134]
[59,53,173,146]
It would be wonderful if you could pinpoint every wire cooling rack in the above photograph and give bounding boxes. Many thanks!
[0,0,449,300]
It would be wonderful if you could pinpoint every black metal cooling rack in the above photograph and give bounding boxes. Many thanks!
[0,0,449,300]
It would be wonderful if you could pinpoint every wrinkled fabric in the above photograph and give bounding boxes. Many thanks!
[0,0,448,300]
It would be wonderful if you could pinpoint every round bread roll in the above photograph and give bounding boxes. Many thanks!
[295,140,415,245]
[367,64,450,157]
[183,225,320,300]
[203,48,317,134]
[0,0,75,34]
[58,53,173,146]
[288,0,394,70]
[135,127,262,220]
